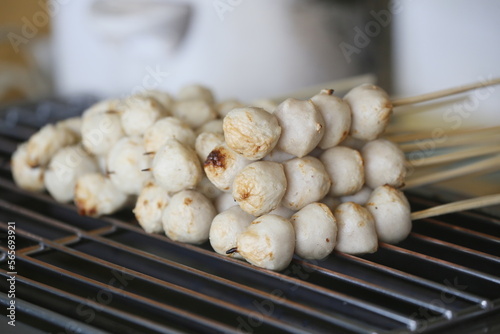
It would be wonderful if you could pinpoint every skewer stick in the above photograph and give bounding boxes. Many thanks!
[399,131,500,153]
[387,125,500,144]
[384,124,424,135]
[391,96,468,116]
[404,154,500,189]
[391,77,500,107]
[411,193,500,220]
[409,144,500,168]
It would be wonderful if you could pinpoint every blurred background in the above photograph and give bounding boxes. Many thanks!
[1,0,500,202]
[1,0,500,124]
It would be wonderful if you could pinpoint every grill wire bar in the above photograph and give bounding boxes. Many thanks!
[0,100,499,333]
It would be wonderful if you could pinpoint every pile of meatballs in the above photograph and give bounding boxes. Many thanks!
[11,83,412,271]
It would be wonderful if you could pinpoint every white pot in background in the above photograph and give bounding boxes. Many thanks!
[51,0,372,101]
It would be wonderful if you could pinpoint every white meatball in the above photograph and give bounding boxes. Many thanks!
[223,107,281,160]
[74,173,129,217]
[274,98,325,158]
[162,190,216,244]
[178,84,215,104]
[281,156,331,210]
[120,95,166,136]
[82,99,121,119]
[344,84,392,141]
[291,203,337,260]
[268,205,296,219]
[362,139,407,189]
[196,176,222,200]
[214,192,238,213]
[203,143,251,192]
[334,202,378,254]
[195,119,224,135]
[44,145,98,202]
[172,100,217,129]
[139,90,175,111]
[133,182,170,233]
[320,146,365,197]
[366,185,412,244]
[107,136,153,195]
[262,149,295,163]
[81,112,125,156]
[143,117,196,153]
[209,206,254,259]
[311,89,352,149]
[195,132,225,162]
[26,123,79,167]
[251,99,277,113]
[232,161,287,216]
[216,99,244,118]
[151,140,202,193]
[11,143,45,192]
[236,214,295,271]
[341,186,372,205]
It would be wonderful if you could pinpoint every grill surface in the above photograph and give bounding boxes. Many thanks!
[0,99,499,334]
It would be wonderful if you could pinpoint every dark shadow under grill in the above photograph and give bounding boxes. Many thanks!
[0,99,499,334]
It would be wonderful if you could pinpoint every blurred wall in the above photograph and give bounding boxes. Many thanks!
[0,0,52,104]
[392,0,500,126]
[1,0,391,103]
[50,0,390,101]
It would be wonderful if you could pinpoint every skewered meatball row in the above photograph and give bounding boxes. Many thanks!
[203,84,406,215]
[201,84,413,271]
[11,82,415,274]
[11,116,85,193]
[9,86,191,210]
[218,186,411,270]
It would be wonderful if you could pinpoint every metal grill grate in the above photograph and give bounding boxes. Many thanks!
[0,99,499,334]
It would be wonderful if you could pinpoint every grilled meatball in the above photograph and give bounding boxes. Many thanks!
[209,206,254,259]
[204,143,251,192]
[151,139,202,193]
[366,185,412,244]
[334,202,378,254]
[344,84,392,141]
[134,182,171,233]
[237,214,295,271]
[273,98,325,158]
[232,161,287,216]
[362,139,407,189]
[311,89,352,149]
[320,146,365,197]
[162,190,216,244]
[281,156,331,210]
[291,203,337,260]
[44,145,98,202]
[223,107,281,160]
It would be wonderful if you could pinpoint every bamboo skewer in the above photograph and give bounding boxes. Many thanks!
[391,77,500,107]
[391,96,469,116]
[399,131,500,153]
[269,75,500,111]
[408,143,500,168]
[387,125,500,144]
[404,154,500,189]
[411,193,500,221]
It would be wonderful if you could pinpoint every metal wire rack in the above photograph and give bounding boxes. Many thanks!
[0,99,499,334]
